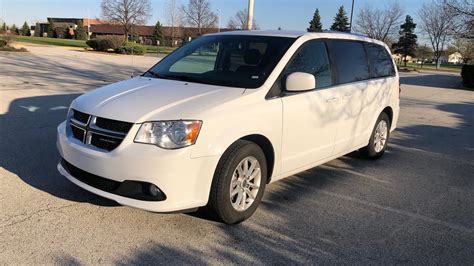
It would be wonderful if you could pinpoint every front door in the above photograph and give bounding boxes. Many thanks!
[279,40,340,174]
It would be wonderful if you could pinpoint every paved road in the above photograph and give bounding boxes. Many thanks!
[1,44,473,264]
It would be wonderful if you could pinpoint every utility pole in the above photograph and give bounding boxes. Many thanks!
[349,0,355,32]
[217,8,221,33]
[247,0,254,30]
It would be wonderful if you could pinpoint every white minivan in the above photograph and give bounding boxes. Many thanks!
[57,30,399,224]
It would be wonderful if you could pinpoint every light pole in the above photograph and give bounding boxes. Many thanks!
[349,0,355,32]
[247,0,254,30]
[217,8,221,33]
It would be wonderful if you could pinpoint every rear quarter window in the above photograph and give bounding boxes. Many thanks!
[366,43,395,78]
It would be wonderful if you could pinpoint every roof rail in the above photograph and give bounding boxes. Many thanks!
[307,29,369,38]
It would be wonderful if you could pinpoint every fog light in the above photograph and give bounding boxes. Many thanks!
[147,184,161,197]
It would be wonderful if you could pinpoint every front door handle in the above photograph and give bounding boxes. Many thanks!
[326,97,339,103]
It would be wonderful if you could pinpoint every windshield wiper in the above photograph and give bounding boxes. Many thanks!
[161,74,205,84]
[145,70,160,78]
[146,72,218,86]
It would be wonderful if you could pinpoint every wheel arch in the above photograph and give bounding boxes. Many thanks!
[241,134,275,183]
[382,106,393,125]
[225,134,275,183]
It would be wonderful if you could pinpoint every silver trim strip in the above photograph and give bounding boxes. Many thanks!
[89,116,128,137]
[89,130,125,140]
[70,123,86,143]
[71,110,91,126]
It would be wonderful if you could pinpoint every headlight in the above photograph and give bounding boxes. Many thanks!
[134,120,202,149]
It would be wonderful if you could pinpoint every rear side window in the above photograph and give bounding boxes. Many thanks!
[283,40,332,89]
[331,40,369,84]
[366,43,395,78]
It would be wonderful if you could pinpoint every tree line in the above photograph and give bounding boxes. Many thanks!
[2,0,471,62]
[307,0,473,68]
[101,0,258,46]
[0,21,34,37]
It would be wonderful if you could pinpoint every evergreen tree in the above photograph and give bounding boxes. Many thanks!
[34,23,41,37]
[75,20,87,40]
[392,15,418,67]
[47,18,55,38]
[330,6,350,32]
[1,22,6,33]
[308,9,323,31]
[152,21,164,45]
[10,24,17,33]
[21,21,30,36]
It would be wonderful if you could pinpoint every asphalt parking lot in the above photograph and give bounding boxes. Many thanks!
[1,44,473,264]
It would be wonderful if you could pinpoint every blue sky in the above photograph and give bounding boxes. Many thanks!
[1,0,424,31]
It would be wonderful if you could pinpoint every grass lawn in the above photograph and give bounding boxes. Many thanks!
[399,62,462,74]
[14,36,176,54]
[144,45,176,54]
[15,36,88,48]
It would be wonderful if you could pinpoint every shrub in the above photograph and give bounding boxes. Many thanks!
[86,39,100,50]
[86,35,125,52]
[97,35,125,50]
[461,64,474,88]
[0,40,6,47]
[115,42,147,55]
[3,33,15,46]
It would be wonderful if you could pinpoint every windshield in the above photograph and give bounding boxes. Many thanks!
[144,35,296,88]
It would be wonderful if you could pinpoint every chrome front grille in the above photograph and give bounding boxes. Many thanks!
[68,109,133,152]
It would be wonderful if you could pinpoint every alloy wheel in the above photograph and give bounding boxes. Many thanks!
[374,120,388,153]
[229,156,262,211]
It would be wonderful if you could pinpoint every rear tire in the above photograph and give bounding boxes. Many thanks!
[360,112,390,160]
[207,140,267,224]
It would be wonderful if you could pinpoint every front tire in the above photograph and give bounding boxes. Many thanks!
[360,112,390,159]
[207,140,267,224]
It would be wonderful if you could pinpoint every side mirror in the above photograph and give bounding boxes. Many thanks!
[285,72,316,92]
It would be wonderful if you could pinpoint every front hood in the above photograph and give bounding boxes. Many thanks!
[72,77,245,122]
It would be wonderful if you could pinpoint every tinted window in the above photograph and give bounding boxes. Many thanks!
[283,40,332,89]
[331,41,369,84]
[144,35,295,88]
[366,43,395,78]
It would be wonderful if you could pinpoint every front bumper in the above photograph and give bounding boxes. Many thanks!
[56,121,220,212]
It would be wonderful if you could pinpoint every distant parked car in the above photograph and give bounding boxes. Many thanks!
[57,30,400,224]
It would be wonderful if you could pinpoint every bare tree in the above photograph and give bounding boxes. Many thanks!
[181,0,217,35]
[418,1,455,69]
[442,0,473,38]
[227,9,259,30]
[165,0,182,46]
[354,2,403,44]
[101,0,151,40]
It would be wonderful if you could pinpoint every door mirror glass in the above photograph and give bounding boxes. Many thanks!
[285,72,316,92]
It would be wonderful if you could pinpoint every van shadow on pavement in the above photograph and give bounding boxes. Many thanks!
[0,93,119,206]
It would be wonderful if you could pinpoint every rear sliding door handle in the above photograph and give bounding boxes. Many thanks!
[343,93,353,99]
[326,97,339,103]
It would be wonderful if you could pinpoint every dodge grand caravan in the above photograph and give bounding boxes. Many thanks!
[57,30,399,224]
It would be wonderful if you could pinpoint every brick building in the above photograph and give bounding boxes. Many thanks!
[36,17,231,46]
